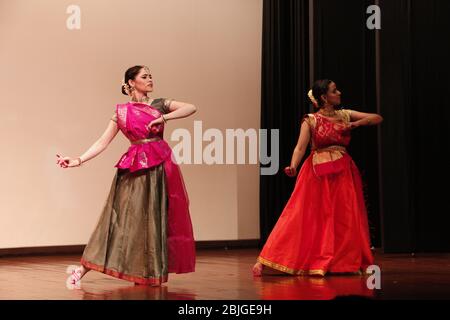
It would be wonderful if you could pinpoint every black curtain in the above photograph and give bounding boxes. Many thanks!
[380,0,450,252]
[260,0,450,252]
[260,0,310,244]
[260,0,382,247]
[313,0,380,247]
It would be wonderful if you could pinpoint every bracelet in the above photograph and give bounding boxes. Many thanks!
[76,157,83,167]
[161,115,167,123]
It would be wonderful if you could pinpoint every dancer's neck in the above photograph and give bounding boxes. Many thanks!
[131,93,151,103]
[319,105,336,117]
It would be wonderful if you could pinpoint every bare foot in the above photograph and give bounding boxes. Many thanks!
[79,265,90,278]
[253,262,289,277]
[66,267,79,289]
[252,262,263,277]
[66,265,90,287]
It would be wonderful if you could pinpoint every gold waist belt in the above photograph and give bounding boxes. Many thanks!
[312,145,347,153]
[130,137,162,145]
[311,145,347,166]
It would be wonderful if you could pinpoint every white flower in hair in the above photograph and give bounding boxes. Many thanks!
[308,89,318,107]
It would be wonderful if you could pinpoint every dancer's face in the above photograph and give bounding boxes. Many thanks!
[322,82,341,106]
[129,67,154,94]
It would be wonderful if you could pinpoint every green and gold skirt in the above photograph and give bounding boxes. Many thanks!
[81,164,168,285]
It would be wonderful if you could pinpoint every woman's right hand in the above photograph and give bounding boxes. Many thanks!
[284,166,297,177]
[146,116,164,134]
[56,154,81,168]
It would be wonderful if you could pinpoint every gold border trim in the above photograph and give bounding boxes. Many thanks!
[257,256,326,276]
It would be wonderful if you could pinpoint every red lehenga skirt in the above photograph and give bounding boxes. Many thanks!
[258,152,374,276]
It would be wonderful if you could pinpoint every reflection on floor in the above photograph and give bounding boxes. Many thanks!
[0,249,449,300]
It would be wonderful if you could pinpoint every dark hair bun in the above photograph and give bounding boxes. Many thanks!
[121,65,145,96]
[311,79,333,107]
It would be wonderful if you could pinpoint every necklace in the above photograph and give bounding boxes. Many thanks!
[131,96,153,105]
[318,108,337,117]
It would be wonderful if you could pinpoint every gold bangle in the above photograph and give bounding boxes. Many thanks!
[162,115,167,123]
[76,157,82,166]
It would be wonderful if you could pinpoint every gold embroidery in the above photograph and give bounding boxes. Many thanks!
[303,114,316,129]
[134,103,162,118]
[139,152,148,167]
[163,98,173,113]
[118,106,127,127]
[311,145,347,166]
[316,109,351,124]
[337,109,352,123]
[257,256,326,276]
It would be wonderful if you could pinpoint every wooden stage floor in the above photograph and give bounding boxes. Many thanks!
[1,249,449,300]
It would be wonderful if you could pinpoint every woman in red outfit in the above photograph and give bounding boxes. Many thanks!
[253,79,383,277]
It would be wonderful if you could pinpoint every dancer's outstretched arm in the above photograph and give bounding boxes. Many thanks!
[57,119,120,168]
[285,120,311,177]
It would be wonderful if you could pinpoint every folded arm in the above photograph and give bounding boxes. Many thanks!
[350,110,383,127]
[164,100,197,120]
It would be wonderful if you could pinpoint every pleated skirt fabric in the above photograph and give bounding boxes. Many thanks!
[258,153,374,276]
[81,164,168,285]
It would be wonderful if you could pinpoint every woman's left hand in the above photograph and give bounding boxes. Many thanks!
[146,116,164,133]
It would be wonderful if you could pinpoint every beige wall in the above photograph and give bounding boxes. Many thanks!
[0,0,262,248]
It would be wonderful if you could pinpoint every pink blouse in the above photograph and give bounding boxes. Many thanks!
[112,99,173,172]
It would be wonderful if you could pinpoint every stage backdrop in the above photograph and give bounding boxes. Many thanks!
[0,0,263,249]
